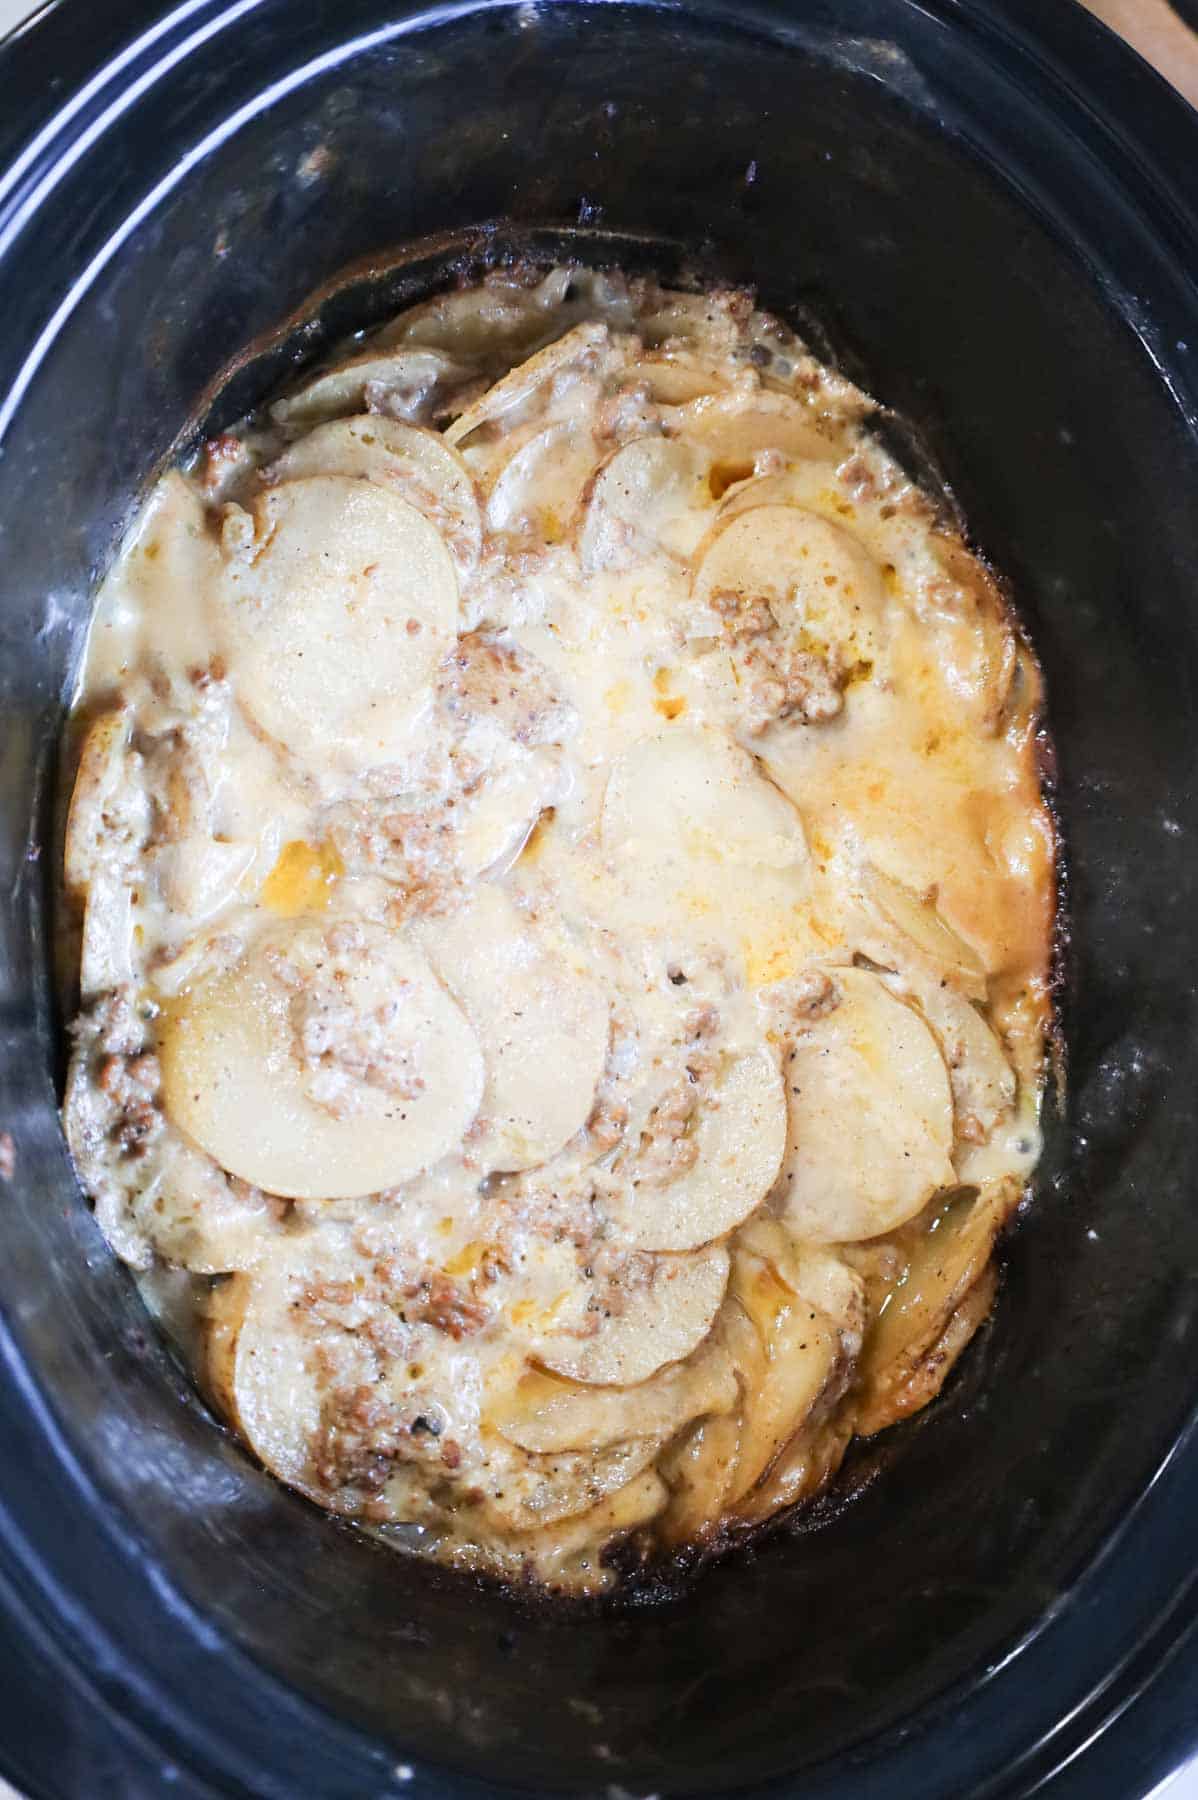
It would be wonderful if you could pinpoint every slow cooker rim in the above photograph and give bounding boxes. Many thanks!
[0,2,1196,1796]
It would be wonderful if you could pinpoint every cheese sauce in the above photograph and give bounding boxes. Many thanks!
[61,266,1055,1593]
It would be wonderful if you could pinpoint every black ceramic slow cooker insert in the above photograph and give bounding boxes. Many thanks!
[0,2,1196,1796]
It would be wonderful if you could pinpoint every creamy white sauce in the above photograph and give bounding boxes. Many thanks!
[61,267,1054,1593]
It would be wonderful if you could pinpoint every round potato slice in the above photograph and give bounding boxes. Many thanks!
[160,918,483,1200]
[724,1243,852,1503]
[477,1437,661,1535]
[267,416,482,576]
[658,1406,744,1547]
[865,866,987,1001]
[656,1295,761,1544]
[132,1132,278,1274]
[79,877,135,999]
[780,968,955,1242]
[418,886,608,1173]
[496,1468,668,1593]
[205,1253,352,1498]
[878,968,1015,1147]
[63,708,142,897]
[445,321,607,446]
[603,1047,787,1251]
[693,503,883,669]
[633,354,728,404]
[486,422,599,543]
[603,725,807,878]
[454,747,565,879]
[213,477,458,771]
[527,1242,731,1386]
[493,1326,737,1454]
[601,726,810,974]
[730,1411,855,1527]
[855,1183,1011,1436]
[579,437,711,573]
[206,1242,436,1513]
[270,348,466,427]
[672,390,835,468]
[716,466,838,521]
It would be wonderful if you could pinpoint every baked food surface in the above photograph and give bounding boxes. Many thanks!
[61,266,1055,1593]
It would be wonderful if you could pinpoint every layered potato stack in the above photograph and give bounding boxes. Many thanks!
[62,267,1055,1592]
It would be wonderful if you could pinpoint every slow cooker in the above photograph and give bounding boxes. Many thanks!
[0,2,1196,1795]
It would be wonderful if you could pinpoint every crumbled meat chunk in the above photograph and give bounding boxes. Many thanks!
[199,433,248,499]
[739,638,847,734]
[275,947,425,1120]
[311,1382,452,1504]
[438,631,570,747]
[773,968,841,1027]
[312,1384,410,1498]
[634,1079,702,1185]
[326,800,458,915]
[711,590,775,640]
[77,998,164,1161]
[399,1271,489,1339]
[837,453,883,503]
[584,1094,629,1156]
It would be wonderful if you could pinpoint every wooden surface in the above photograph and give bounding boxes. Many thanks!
[1082,0,1198,106]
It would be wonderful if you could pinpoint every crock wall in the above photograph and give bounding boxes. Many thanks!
[0,4,1196,1796]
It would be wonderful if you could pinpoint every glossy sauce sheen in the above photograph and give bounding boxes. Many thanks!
[61,268,1055,1593]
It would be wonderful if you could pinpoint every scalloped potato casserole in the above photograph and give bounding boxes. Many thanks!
[61,265,1056,1593]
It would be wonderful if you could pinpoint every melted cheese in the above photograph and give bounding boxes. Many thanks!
[61,266,1055,1594]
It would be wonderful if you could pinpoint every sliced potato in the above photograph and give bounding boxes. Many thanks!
[480,1439,661,1536]
[900,975,1015,1146]
[854,1183,1010,1436]
[601,726,810,971]
[266,416,482,575]
[716,466,838,520]
[160,918,483,1200]
[731,1412,855,1526]
[603,1047,787,1251]
[779,968,955,1242]
[207,1227,498,1523]
[672,390,834,468]
[524,1241,731,1386]
[866,866,987,1001]
[634,354,728,404]
[494,1327,736,1453]
[725,1244,844,1502]
[133,1132,277,1273]
[150,836,254,921]
[391,269,582,360]
[418,886,608,1173]
[63,709,144,897]
[602,725,807,878]
[205,1244,401,1505]
[692,503,883,668]
[455,747,564,879]
[212,477,458,771]
[485,422,599,543]
[498,1468,668,1589]
[79,877,135,999]
[270,348,466,426]
[873,1262,998,1434]
[205,1257,331,1494]
[658,1405,744,1547]
[579,436,711,572]
[445,321,607,447]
